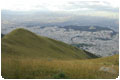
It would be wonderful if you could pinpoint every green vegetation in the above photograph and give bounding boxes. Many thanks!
[53,72,68,79]
[2,28,97,59]
[1,28,119,79]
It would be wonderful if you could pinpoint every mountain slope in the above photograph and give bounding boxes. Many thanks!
[2,28,119,79]
[2,54,118,79]
[2,28,98,59]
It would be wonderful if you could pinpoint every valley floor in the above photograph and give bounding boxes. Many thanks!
[1,54,119,79]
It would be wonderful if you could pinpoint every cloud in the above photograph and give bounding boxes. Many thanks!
[1,0,119,11]
[1,0,119,19]
[59,1,119,12]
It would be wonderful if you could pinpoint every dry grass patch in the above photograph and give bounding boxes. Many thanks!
[2,55,119,79]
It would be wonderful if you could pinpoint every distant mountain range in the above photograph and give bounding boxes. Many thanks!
[1,10,119,31]
[61,25,117,32]
[1,10,119,57]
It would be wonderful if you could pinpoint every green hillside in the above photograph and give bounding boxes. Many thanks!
[2,28,98,59]
[1,28,118,79]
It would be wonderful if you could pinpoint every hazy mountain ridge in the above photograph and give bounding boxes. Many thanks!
[1,10,119,31]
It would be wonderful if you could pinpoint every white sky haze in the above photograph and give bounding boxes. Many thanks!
[1,0,119,11]
[0,0,119,19]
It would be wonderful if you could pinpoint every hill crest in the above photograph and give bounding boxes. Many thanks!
[2,28,98,59]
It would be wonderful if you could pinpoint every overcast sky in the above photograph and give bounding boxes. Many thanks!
[1,0,119,19]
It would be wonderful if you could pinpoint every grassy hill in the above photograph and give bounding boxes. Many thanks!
[1,28,118,79]
[2,54,119,79]
[2,28,98,59]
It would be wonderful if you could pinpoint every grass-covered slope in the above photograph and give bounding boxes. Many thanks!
[2,54,119,79]
[2,28,98,59]
[1,28,118,79]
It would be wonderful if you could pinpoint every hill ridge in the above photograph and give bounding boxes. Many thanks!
[2,28,98,59]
